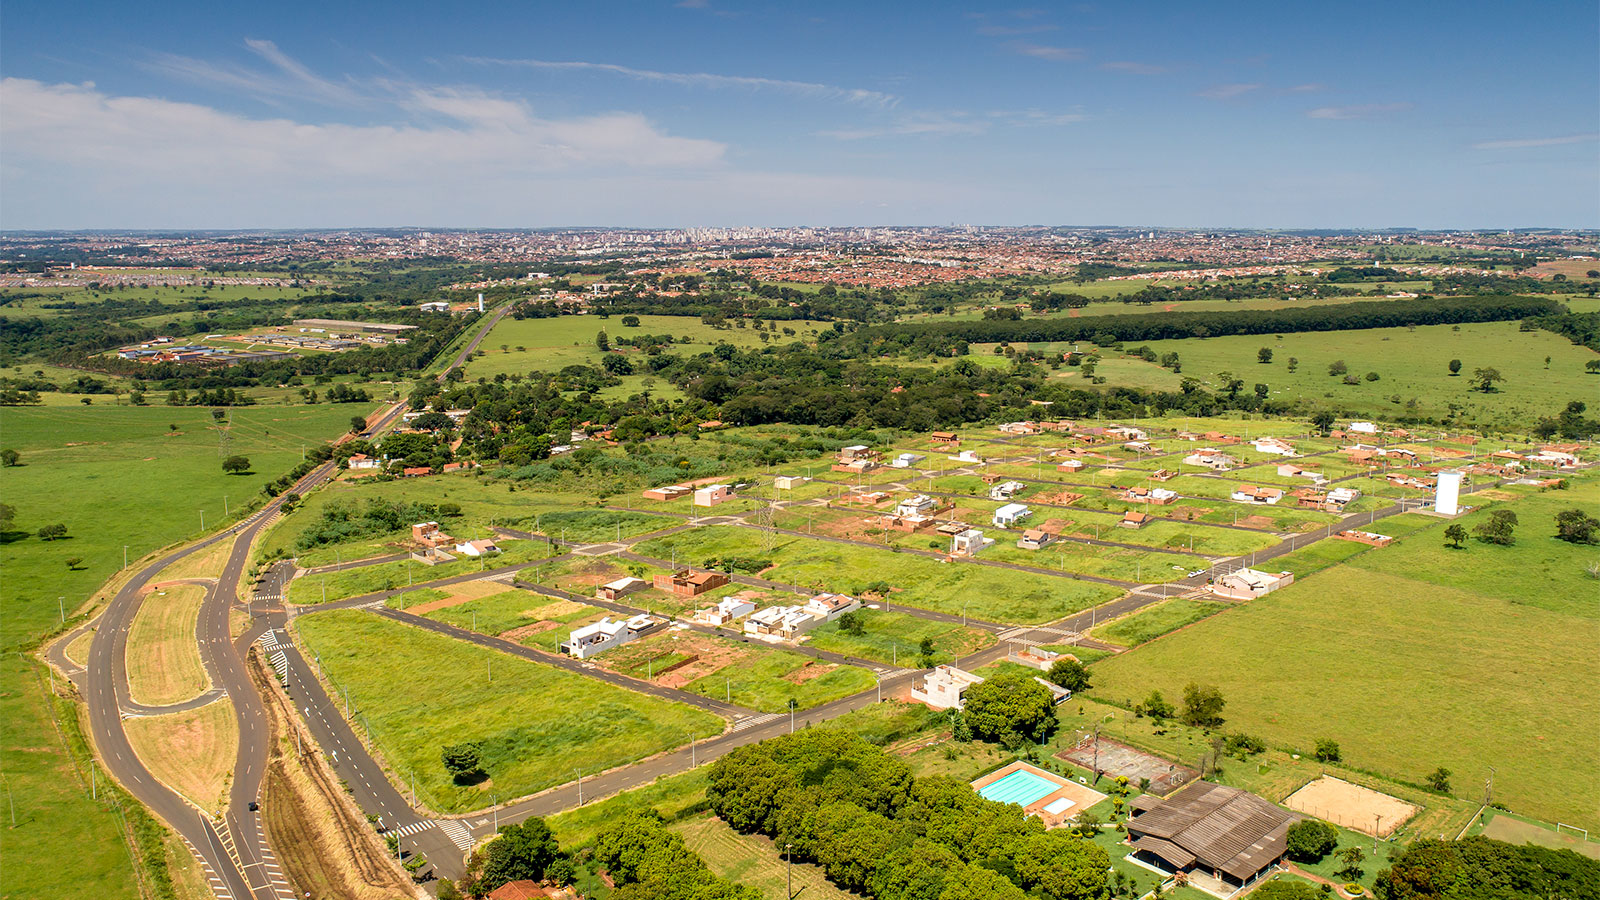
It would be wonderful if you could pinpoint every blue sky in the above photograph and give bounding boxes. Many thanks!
[2,1,1595,229]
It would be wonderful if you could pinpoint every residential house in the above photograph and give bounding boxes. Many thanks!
[988,480,1026,501]
[1529,448,1579,468]
[1251,437,1298,457]
[948,449,984,464]
[1201,431,1240,445]
[804,592,861,621]
[402,466,433,478]
[1210,568,1294,600]
[1120,486,1177,505]
[411,522,455,548]
[951,529,993,556]
[694,595,756,626]
[1017,529,1054,550]
[1230,485,1284,505]
[911,665,985,710]
[693,484,733,507]
[992,503,1032,528]
[410,546,455,566]
[1123,441,1155,453]
[453,539,500,558]
[347,453,381,470]
[1349,421,1379,434]
[643,484,691,501]
[1386,472,1433,490]
[891,452,926,469]
[1057,458,1085,473]
[930,431,960,445]
[998,421,1041,435]
[1335,530,1393,547]
[561,614,660,659]
[1182,449,1236,471]
[1150,468,1177,482]
[1126,781,1300,892]
[896,495,939,518]
[652,569,730,598]
[1106,425,1148,441]
[1119,510,1151,529]
[774,475,807,490]
[743,605,821,640]
[596,576,648,601]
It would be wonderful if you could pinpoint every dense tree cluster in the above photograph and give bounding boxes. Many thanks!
[706,728,1110,900]
[592,812,762,900]
[845,295,1560,357]
[1372,836,1600,900]
[457,817,570,897]
[292,497,462,551]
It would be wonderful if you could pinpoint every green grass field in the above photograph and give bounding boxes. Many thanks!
[0,404,364,642]
[1089,479,1600,830]
[806,609,995,666]
[1103,321,1597,430]
[462,314,829,378]
[294,610,720,814]
[632,525,1123,624]
[1090,598,1230,647]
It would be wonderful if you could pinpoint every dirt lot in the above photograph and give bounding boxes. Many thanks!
[406,577,515,615]
[634,632,748,689]
[1284,776,1418,838]
[1058,736,1198,796]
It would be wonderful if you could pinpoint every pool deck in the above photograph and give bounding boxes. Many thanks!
[971,760,1109,827]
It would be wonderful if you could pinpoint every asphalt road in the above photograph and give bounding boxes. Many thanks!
[61,305,502,897]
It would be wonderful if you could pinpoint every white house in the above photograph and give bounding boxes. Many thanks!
[897,494,939,518]
[989,480,1026,501]
[804,592,861,621]
[1183,449,1236,471]
[694,596,756,626]
[952,529,994,556]
[561,614,658,659]
[1250,437,1298,457]
[693,484,732,507]
[992,503,1032,528]
[911,665,985,710]
[453,539,501,557]
[1350,421,1379,434]
[774,475,807,490]
[949,449,984,464]
[1106,425,1148,441]
[1230,486,1284,505]
[891,453,926,469]
[347,453,381,470]
[743,605,820,640]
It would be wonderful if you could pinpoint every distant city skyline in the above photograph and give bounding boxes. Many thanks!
[2,1,1596,229]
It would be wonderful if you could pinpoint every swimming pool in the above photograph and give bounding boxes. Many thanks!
[977,768,1060,808]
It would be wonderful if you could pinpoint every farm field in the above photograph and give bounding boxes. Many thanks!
[1109,321,1597,430]
[631,525,1123,624]
[462,313,829,378]
[1089,479,1600,830]
[0,403,365,646]
[294,610,721,814]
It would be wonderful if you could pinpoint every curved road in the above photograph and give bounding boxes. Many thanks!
[58,305,506,899]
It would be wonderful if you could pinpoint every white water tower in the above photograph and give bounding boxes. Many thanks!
[1436,471,1463,516]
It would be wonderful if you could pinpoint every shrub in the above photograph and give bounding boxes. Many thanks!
[1286,819,1339,862]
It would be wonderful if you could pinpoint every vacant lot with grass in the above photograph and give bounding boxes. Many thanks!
[125,584,211,706]
[1091,480,1600,830]
[124,699,239,815]
[807,609,994,666]
[294,611,720,813]
[633,525,1122,624]
[1091,598,1230,648]
[1114,321,1598,430]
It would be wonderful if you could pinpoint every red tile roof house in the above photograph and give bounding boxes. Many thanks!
[652,569,731,598]
[402,466,433,477]
[411,522,455,548]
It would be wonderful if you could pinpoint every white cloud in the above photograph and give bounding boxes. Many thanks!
[1198,83,1261,100]
[819,112,987,140]
[1010,42,1085,62]
[977,24,1059,36]
[0,77,725,187]
[1287,82,1326,93]
[146,39,369,108]
[1100,61,1166,75]
[466,57,897,108]
[1472,133,1598,150]
[1306,102,1409,120]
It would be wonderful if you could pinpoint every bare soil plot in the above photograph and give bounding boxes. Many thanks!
[405,577,515,615]
[1285,776,1417,837]
[124,699,238,815]
[1058,736,1198,796]
[125,584,211,706]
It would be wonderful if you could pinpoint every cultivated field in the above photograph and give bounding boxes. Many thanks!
[294,610,721,813]
[1090,479,1600,830]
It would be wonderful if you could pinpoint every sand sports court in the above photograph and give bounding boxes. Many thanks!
[1284,776,1417,838]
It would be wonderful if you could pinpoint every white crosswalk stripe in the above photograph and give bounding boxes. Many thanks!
[438,818,475,851]
[390,819,435,838]
[729,713,784,733]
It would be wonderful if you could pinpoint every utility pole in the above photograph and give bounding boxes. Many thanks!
[58,596,65,625]
[785,843,794,900]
